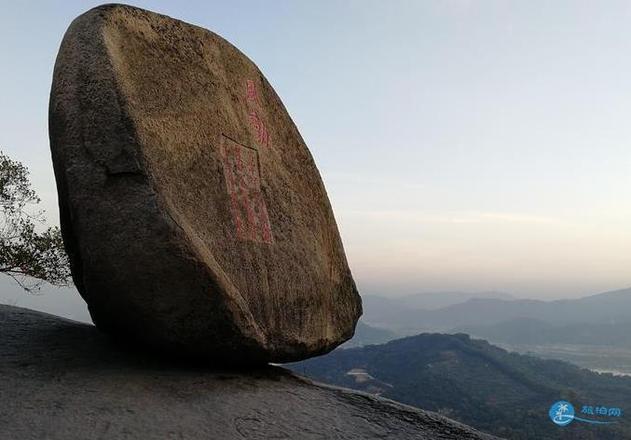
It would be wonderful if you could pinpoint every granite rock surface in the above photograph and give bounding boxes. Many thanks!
[49,4,361,363]
[0,305,500,440]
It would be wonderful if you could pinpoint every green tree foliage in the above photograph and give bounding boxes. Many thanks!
[0,150,70,291]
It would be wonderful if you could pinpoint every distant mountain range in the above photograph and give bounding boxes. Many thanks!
[361,288,631,335]
[457,318,631,348]
[340,321,397,348]
[290,333,631,439]
[361,291,514,331]
[384,291,514,310]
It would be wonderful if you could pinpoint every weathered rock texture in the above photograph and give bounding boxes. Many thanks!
[0,305,500,440]
[49,4,361,363]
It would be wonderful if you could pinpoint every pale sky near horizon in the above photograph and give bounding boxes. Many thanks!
[2,0,631,305]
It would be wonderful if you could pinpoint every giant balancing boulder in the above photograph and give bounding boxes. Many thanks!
[49,4,362,363]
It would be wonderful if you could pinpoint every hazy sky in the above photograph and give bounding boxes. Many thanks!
[2,0,631,304]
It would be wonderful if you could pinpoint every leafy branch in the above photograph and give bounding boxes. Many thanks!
[0,150,71,291]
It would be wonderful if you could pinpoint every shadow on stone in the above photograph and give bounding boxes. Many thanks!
[0,305,499,439]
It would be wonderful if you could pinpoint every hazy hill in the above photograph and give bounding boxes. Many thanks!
[341,321,399,348]
[290,333,631,439]
[361,291,515,332]
[395,291,514,310]
[362,288,631,334]
[457,318,631,348]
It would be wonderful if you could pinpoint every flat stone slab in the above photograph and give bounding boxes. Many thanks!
[0,305,500,440]
[49,4,361,363]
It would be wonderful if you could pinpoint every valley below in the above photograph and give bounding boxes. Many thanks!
[290,288,631,438]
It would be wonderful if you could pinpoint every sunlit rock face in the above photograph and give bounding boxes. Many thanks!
[49,4,361,364]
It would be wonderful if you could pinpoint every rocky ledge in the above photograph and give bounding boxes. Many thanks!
[0,305,499,439]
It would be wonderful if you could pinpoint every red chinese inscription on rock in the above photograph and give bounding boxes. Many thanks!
[245,79,258,103]
[245,79,270,148]
[248,111,270,147]
[220,136,273,244]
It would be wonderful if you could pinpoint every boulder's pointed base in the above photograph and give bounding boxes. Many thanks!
[0,305,498,439]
